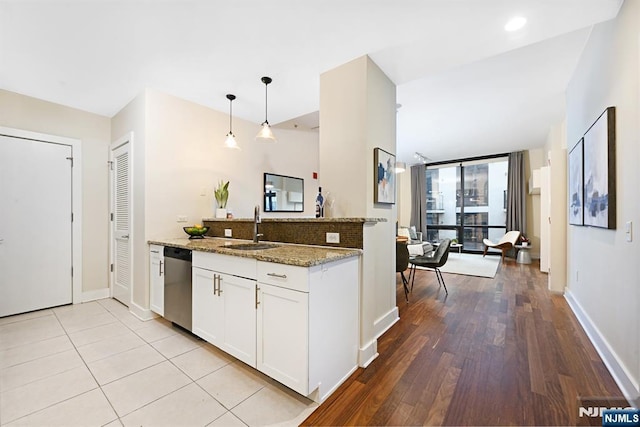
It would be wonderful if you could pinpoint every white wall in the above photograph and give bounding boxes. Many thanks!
[111,89,319,312]
[0,89,111,295]
[144,89,319,238]
[565,0,639,405]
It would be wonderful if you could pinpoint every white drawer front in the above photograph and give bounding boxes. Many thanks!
[257,261,309,292]
[193,251,257,279]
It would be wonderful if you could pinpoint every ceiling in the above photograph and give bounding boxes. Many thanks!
[0,0,622,163]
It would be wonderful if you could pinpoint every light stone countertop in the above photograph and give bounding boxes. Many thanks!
[148,237,361,267]
[202,217,386,223]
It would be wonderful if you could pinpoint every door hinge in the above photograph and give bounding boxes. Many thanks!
[110,263,114,272]
[110,213,114,221]
[66,156,74,167]
[108,160,114,171]
[71,213,74,222]
[71,266,73,277]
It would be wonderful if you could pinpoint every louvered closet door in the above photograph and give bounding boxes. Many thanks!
[111,141,131,305]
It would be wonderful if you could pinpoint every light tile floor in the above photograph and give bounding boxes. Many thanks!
[0,298,318,426]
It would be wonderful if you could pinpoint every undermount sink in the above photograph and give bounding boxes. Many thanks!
[224,243,280,251]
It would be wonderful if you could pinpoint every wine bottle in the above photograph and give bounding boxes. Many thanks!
[315,187,324,218]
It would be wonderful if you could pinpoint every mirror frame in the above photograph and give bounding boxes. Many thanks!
[263,173,304,213]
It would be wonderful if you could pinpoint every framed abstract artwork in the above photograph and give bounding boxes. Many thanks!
[583,106,616,229]
[568,138,584,225]
[373,147,396,204]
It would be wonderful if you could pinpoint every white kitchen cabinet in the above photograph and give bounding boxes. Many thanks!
[149,245,164,316]
[192,266,223,345]
[192,252,257,366]
[217,272,256,366]
[257,282,309,395]
[190,249,359,403]
[257,257,359,402]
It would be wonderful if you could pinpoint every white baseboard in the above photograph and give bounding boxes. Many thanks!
[357,307,399,368]
[374,306,399,340]
[565,290,640,407]
[317,364,359,403]
[359,340,378,368]
[82,288,110,303]
[128,301,156,321]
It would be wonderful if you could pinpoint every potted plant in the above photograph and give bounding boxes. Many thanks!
[214,180,229,218]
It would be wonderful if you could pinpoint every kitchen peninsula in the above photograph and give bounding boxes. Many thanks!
[148,230,367,403]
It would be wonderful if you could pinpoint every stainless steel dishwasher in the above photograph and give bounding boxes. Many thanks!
[163,247,192,331]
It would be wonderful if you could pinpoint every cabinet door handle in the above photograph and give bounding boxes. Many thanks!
[218,276,223,295]
[255,285,260,309]
[213,274,217,294]
[159,260,163,276]
[267,273,287,279]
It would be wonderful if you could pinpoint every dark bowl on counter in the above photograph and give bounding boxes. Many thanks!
[183,226,209,239]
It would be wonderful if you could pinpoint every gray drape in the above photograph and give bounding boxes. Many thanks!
[410,163,427,237]
[506,151,526,233]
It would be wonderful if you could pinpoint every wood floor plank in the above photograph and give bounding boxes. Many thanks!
[301,259,628,426]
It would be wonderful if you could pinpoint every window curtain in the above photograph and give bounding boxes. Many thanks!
[506,151,526,233]
[410,163,427,237]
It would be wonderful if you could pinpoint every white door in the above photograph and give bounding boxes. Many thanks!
[110,139,132,305]
[0,135,73,316]
[220,273,257,367]
[257,283,309,395]
[192,267,223,345]
[149,245,164,315]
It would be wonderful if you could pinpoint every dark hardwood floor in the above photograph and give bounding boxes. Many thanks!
[302,258,627,426]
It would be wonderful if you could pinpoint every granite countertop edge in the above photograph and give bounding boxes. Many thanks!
[148,238,362,267]
[201,217,386,223]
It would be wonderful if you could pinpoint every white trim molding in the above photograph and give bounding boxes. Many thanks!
[359,339,378,368]
[565,290,640,407]
[82,288,110,303]
[128,301,156,322]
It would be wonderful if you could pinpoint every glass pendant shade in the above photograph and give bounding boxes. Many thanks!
[224,94,239,149]
[256,76,277,142]
[256,121,276,142]
[224,132,239,149]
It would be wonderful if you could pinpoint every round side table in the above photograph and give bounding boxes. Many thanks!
[514,244,532,264]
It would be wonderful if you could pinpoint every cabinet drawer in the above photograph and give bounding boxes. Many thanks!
[257,261,309,292]
[193,251,257,279]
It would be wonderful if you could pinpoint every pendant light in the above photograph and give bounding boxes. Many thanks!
[224,94,239,149]
[256,76,277,142]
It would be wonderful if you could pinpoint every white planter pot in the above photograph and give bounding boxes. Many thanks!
[215,208,227,219]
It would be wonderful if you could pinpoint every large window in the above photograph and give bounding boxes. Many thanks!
[425,156,508,253]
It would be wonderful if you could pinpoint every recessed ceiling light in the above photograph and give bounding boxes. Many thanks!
[505,16,527,32]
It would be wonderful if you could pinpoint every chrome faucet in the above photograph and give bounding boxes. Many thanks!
[253,205,264,243]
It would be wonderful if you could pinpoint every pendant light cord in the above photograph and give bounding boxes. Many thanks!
[264,83,269,124]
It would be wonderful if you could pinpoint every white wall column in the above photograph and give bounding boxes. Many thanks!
[319,55,398,366]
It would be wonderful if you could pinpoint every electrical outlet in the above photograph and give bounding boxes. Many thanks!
[200,187,207,197]
[625,221,632,242]
[177,215,188,223]
[326,232,340,243]
[224,228,232,237]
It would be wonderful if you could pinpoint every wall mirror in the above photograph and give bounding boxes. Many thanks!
[264,173,304,212]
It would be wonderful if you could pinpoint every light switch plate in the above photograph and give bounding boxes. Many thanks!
[625,221,632,242]
[224,228,232,237]
[326,232,340,243]
[177,215,188,223]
